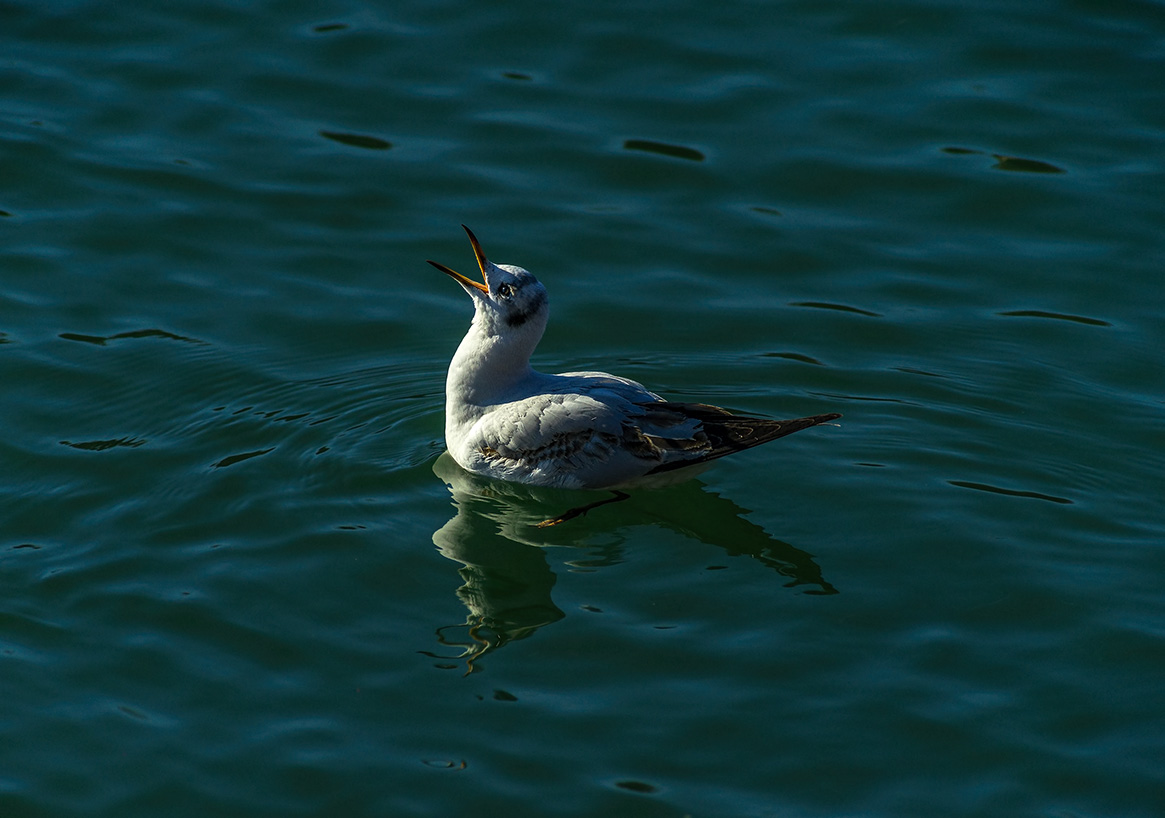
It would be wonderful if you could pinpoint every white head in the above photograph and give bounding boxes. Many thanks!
[428,225,550,342]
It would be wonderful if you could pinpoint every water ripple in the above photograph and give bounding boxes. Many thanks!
[948,480,1073,505]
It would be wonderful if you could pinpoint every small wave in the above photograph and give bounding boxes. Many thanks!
[998,310,1111,327]
[623,139,705,162]
[948,480,1072,505]
[789,301,881,317]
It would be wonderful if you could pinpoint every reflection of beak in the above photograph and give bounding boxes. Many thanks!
[427,224,490,293]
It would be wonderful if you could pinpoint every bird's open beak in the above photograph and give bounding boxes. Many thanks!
[427,225,490,294]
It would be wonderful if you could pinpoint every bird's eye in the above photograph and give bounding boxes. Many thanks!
[495,282,514,299]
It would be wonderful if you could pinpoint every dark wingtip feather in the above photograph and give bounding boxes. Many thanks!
[645,406,842,475]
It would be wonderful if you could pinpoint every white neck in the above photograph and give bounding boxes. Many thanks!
[446,318,538,414]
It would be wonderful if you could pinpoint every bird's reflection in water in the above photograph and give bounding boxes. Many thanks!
[429,452,835,673]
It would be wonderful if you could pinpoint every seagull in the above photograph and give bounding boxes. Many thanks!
[428,226,840,515]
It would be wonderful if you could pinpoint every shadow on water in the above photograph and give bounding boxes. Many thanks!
[427,453,835,673]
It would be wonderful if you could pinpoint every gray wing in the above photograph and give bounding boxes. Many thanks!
[473,373,840,486]
[471,390,646,469]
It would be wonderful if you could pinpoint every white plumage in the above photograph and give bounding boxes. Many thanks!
[429,226,840,490]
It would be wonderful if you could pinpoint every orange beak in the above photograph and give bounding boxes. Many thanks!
[427,225,490,294]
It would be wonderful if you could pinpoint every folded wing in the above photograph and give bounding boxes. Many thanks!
[470,381,840,488]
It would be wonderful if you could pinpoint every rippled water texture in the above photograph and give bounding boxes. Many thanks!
[2,1,1163,816]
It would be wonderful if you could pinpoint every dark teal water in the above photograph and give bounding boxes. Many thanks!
[3,1,1163,816]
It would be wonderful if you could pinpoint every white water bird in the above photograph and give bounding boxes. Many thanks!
[428,226,840,504]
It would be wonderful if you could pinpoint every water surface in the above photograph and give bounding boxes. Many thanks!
[2,1,1163,816]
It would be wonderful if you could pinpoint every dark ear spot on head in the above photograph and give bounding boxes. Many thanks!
[505,289,547,327]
